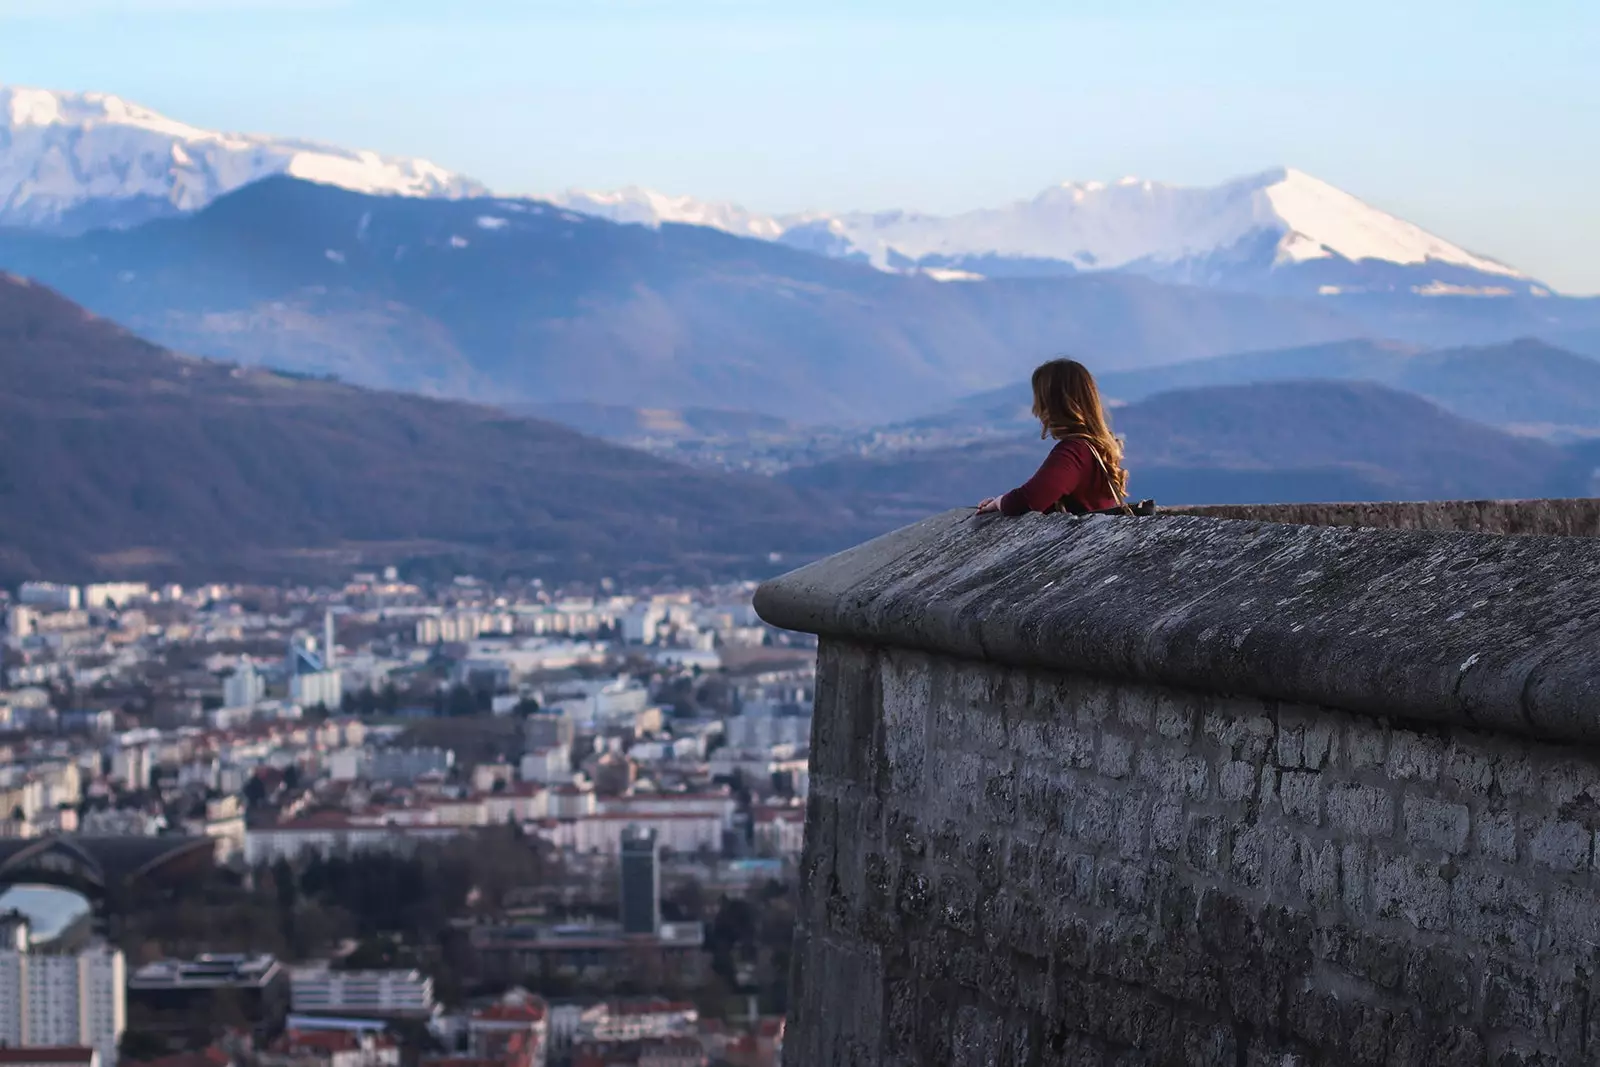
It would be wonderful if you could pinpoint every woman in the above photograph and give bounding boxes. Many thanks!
[976,358,1129,516]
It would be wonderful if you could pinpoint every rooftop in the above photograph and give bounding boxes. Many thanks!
[0,1050,97,1065]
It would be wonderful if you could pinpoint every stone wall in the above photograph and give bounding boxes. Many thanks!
[756,505,1600,1066]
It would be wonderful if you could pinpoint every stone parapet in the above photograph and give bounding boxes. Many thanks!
[757,504,1600,1065]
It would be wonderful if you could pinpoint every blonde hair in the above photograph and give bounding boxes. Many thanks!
[1030,358,1128,499]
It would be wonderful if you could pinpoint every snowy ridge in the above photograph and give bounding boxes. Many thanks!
[554,185,784,240]
[550,167,1531,292]
[0,86,486,230]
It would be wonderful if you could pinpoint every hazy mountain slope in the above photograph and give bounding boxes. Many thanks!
[0,86,483,231]
[0,176,1375,423]
[512,403,797,442]
[782,380,1583,515]
[929,338,1600,439]
[0,274,882,585]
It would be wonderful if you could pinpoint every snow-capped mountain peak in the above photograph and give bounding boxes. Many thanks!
[1246,166,1520,277]
[0,85,487,232]
[549,166,1533,295]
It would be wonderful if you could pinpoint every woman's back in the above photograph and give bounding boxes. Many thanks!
[976,358,1129,518]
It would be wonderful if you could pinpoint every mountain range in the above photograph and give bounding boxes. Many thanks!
[553,167,1541,298]
[1,86,1598,427]
[0,86,484,232]
[0,176,1387,423]
[0,273,881,585]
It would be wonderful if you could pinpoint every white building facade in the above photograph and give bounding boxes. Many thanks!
[0,925,125,1067]
[290,967,435,1016]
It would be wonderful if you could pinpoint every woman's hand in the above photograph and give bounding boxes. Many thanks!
[976,496,1002,514]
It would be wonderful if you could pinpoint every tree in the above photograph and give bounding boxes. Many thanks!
[242,775,267,807]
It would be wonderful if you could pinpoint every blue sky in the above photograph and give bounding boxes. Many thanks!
[2,0,1597,292]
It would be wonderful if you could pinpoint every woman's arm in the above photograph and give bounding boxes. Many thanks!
[995,440,1091,516]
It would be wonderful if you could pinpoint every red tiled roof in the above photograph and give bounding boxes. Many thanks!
[472,1002,547,1023]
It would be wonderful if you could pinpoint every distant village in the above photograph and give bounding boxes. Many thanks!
[0,571,813,1067]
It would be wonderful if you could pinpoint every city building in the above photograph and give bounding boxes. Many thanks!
[0,916,125,1067]
[466,923,706,987]
[264,1028,400,1067]
[522,715,574,752]
[18,584,79,611]
[243,813,464,865]
[518,747,570,786]
[365,747,454,784]
[286,638,341,712]
[619,827,660,936]
[289,967,434,1019]
[467,997,548,1067]
[82,584,149,611]
[126,954,290,1043]
[222,660,264,710]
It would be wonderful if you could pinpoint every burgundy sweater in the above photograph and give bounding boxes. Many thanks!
[999,438,1121,516]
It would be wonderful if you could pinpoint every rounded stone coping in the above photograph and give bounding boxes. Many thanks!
[753,508,1600,746]
[1166,498,1600,537]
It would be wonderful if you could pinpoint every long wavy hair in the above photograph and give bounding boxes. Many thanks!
[1030,358,1128,499]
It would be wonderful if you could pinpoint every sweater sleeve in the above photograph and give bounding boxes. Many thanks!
[999,440,1092,516]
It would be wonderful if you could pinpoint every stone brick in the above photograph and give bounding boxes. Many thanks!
[1445,740,1495,796]
[1280,771,1322,824]
[1449,870,1541,956]
[1327,783,1395,838]
[1481,958,1543,1033]
[1094,861,1149,914]
[1006,836,1038,885]
[1152,800,1184,854]
[981,760,1018,826]
[1541,758,1600,807]
[1116,793,1152,859]
[1475,810,1517,863]
[1403,793,1470,854]
[1115,690,1156,731]
[1302,717,1336,770]
[1545,883,1600,949]
[1340,843,1369,913]
[1236,713,1277,763]
[880,651,930,799]
[950,1003,1003,1067]
[1074,782,1117,847]
[1219,760,1258,802]
[1405,945,1473,1015]
[1386,732,1443,781]
[1186,814,1225,876]
[1494,753,1537,798]
[1345,718,1388,771]
[1276,718,1305,768]
[1154,702,1194,742]
[1528,818,1591,872]
[1300,839,1339,909]
[1098,731,1135,779]
[1372,854,1450,932]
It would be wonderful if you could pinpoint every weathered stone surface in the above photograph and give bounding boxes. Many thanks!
[1167,498,1600,537]
[753,508,1600,746]
[760,503,1600,1065]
